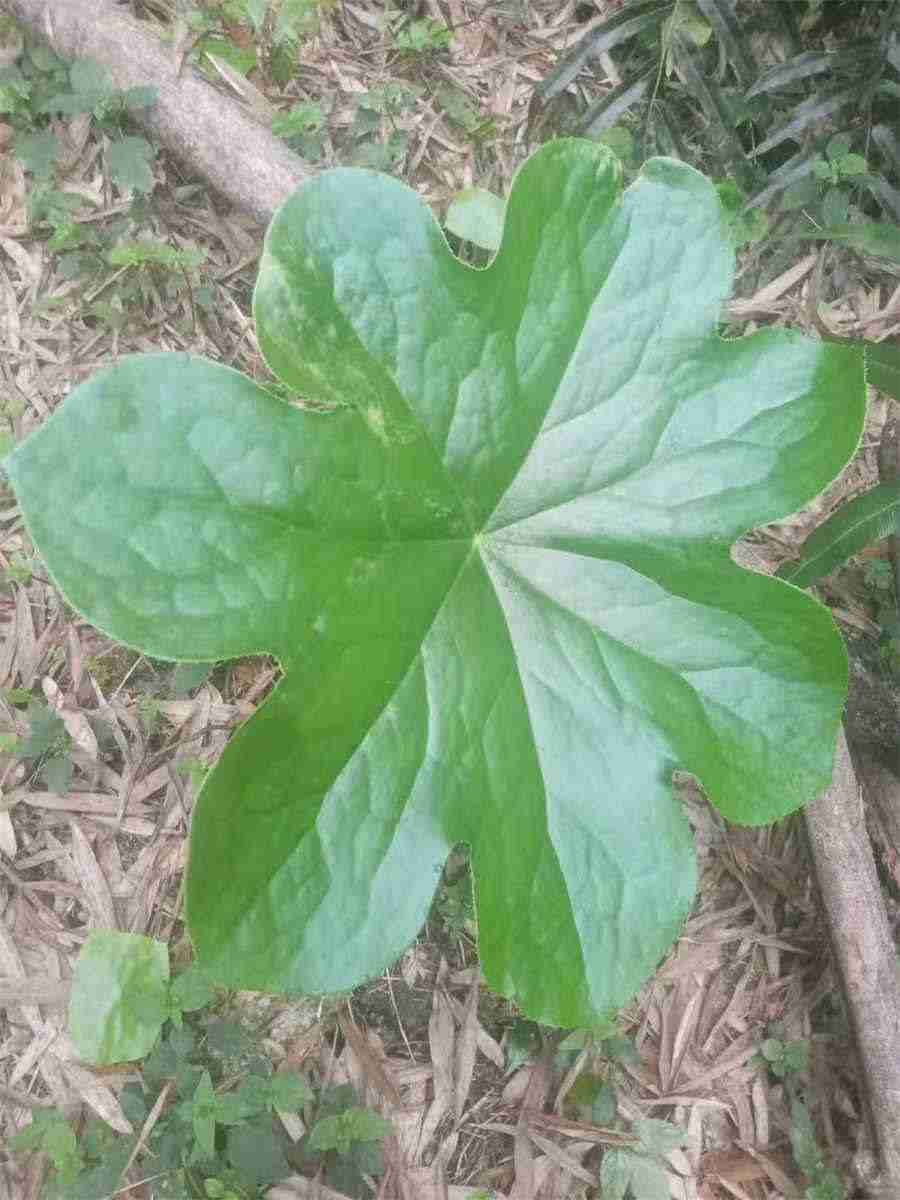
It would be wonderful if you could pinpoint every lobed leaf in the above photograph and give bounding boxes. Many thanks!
[5,141,865,1026]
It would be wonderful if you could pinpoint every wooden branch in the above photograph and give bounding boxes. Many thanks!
[1,0,313,225]
[804,727,900,1194]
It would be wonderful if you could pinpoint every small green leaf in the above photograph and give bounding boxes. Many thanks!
[777,480,900,586]
[41,753,73,793]
[782,175,819,211]
[271,100,324,140]
[445,188,505,252]
[17,701,66,758]
[392,16,451,53]
[69,58,112,101]
[215,1074,271,1124]
[269,1071,313,1111]
[569,1075,617,1124]
[628,1153,671,1200]
[634,1116,688,1157]
[715,181,768,247]
[309,1107,393,1155]
[665,1,711,48]
[120,1082,150,1125]
[10,1109,81,1177]
[13,131,59,179]
[107,137,155,195]
[602,1034,641,1067]
[169,963,217,1013]
[835,153,868,178]
[122,84,158,110]
[760,1036,784,1062]
[106,241,206,271]
[790,1098,825,1177]
[198,36,258,76]
[821,188,848,227]
[600,1148,634,1200]
[780,1038,810,1075]
[205,1017,248,1057]
[191,1070,217,1160]
[436,84,487,134]
[69,931,169,1064]
[227,1116,290,1186]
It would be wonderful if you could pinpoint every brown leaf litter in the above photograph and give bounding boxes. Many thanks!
[3,0,900,1195]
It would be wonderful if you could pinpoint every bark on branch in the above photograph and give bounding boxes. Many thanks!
[1,0,312,225]
[804,729,900,1194]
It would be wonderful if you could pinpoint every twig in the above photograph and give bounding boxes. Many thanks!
[1,0,312,226]
[803,727,900,1194]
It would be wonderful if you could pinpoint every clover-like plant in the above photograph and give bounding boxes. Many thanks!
[5,140,864,1026]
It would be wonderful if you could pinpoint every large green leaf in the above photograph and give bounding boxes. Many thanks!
[4,141,865,1026]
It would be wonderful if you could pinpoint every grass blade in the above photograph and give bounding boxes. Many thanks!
[803,222,900,263]
[745,50,833,99]
[744,150,818,210]
[873,123,900,175]
[866,342,900,402]
[671,32,752,185]
[695,0,756,87]
[777,480,900,586]
[536,0,671,101]
[864,177,900,221]
[579,67,655,136]
[746,43,874,99]
[750,87,856,158]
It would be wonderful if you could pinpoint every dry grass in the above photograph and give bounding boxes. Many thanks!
[2,1,900,1197]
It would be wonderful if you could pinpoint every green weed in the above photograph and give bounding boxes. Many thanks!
[3,43,158,230]
[10,942,395,1200]
[0,698,74,793]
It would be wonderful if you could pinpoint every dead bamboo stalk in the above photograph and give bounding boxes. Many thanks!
[0,0,312,225]
[804,727,900,1194]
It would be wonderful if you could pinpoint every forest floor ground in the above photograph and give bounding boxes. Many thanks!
[2,1,900,1198]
